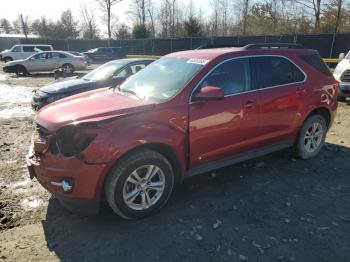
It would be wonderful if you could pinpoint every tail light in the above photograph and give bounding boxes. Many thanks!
[55,124,97,157]
[79,57,85,61]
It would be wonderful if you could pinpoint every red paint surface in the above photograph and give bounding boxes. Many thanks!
[30,48,338,203]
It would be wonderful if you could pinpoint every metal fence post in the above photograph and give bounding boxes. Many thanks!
[143,39,146,55]
[329,33,336,58]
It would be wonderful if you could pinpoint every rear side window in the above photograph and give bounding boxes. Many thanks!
[52,52,67,59]
[300,54,332,77]
[23,46,35,52]
[36,46,51,51]
[253,56,305,89]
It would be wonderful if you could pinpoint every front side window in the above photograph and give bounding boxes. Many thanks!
[83,61,127,81]
[115,66,133,78]
[32,53,47,60]
[11,46,21,52]
[254,56,305,89]
[197,58,251,96]
[120,57,204,101]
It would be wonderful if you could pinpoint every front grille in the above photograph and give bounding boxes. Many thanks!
[340,70,350,82]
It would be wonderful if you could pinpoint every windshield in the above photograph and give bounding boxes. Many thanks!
[119,57,204,101]
[83,61,125,81]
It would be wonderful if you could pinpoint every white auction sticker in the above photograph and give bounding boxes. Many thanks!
[187,58,209,65]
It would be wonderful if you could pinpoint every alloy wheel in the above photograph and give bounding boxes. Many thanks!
[304,122,324,153]
[122,165,165,211]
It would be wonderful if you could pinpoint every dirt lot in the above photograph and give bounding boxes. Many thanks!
[0,63,349,262]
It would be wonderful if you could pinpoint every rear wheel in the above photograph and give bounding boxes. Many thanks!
[61,63,74,74]
[105,149,175,219]
[295,114,327,159]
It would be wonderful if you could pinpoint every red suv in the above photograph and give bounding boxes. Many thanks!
[27,44,338,219]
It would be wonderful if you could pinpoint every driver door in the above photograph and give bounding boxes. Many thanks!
[189,57,261,169]
[26,53,48,72]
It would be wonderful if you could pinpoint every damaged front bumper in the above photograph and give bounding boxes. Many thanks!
[26,133,108,215]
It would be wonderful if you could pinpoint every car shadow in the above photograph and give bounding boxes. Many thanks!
[41,143,350,261]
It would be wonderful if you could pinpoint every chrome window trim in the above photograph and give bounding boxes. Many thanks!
[189,55,307,104]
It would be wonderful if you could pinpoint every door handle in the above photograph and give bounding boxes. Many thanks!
[243,100,255,109]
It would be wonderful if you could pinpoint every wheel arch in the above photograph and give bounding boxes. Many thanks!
[306,107,331,129]
[100,142,183,198]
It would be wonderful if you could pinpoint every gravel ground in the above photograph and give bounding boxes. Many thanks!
[0,64,349,262]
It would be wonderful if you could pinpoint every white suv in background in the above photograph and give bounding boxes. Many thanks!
[334,51,350,102]
[0,44,53,62]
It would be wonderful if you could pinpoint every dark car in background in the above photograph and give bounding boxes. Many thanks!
[83,47,126,62]
[32,58,154,110]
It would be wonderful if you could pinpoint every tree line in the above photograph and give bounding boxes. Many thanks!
[0,0,349,40]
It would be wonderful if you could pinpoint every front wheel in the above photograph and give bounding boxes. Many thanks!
[105,149,175,219]
[14,65,28,76]
[295,114,327,159]
[4,57,13,63]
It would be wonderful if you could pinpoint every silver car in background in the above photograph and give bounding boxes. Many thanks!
[3,51,88,76]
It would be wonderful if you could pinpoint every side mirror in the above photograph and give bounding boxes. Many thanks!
[339,53,345,61]
[194,86,224,101]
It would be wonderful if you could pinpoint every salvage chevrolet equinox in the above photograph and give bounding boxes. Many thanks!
[26,44,338,219]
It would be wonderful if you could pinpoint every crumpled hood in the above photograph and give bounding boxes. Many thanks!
[40,78,95,95]
[36,88,156,131]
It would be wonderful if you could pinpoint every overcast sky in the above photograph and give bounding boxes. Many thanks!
[3,0,211,35]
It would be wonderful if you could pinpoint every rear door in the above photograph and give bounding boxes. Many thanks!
[189,57,261,168]
[252,56,307,145]
[22,46,36,59]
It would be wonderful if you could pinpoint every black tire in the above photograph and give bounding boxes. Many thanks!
[61,63,74,74]
[295,114,327,159]
[105,149,175,219]
[4,57,12,63]
[14,65,28,76]
[337,96,346,102]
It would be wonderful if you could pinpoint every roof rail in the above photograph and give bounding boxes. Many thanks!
[243,43,304,50]
[196,44,245,50]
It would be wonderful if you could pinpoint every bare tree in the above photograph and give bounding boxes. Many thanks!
[334,0,343,33]
[0,18,12,34]
[295,0,323,30]
[242,0,250,35]
[157,0,182,38]
[97,0,123,39]
[81,3,100,39]
[19,14,29,38]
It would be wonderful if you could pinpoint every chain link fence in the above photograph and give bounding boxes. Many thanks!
[1,33,350,58]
